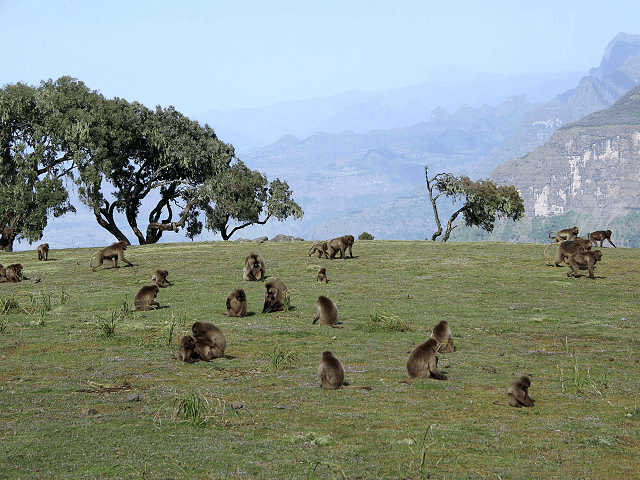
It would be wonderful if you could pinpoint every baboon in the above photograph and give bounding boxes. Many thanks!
[548,226,579,244]
[36,243,49,261]
[316,267,328,283]
[243,253,265,281]
[312,295,342,328]
[327,235,354,260]
[133,284,160,311]
[549,238,592,266]
[431,320,454,353]
[191,321,227,360]
[0,264,6,283]
[589,230,616,248]
[507,375,534,407]
[4,264,27,283]
[567,249,602,279]
[317,351,371,390]
[151,269,172,287]
[307,242,329,259]
[90,241,133,271]
[404,338,447,382]
[223,288,247,317]
[262,278,288,313]
[172,335,199,363]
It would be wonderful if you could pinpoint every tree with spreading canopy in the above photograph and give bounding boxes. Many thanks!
[425,165,525,242]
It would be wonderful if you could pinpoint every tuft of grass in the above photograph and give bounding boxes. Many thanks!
[0,295,20,315]
[264,344,300,371]
[171,393,209,427]
[360,309,411,332]
[166,315,178,346]
[59,286,70,305]
[283,290,292,312]
[96,311,120,337]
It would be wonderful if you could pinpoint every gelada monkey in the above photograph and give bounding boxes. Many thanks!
[223,288,247,317]
[243,253,265,281]
[191,321,227,360]
[133,284,160,311]
[170,335,199,363]
[90,241,133,271]
[317,351,371,390]
[151,269,172,287]
[403,338,447,382]
[36,243,49,261]
[431,320,454,353]
[312,295,342,328]
[316,267,328,283]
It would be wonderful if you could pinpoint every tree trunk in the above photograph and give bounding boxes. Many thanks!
[95,201,131,244]
[442,207,465,242]
[425,167,443,241]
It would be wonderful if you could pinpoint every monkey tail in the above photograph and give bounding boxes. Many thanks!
[548,231,557,239]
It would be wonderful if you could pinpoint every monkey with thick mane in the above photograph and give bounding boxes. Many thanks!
[243,253,265,281]
[151,269,172,287]
[90,241,134,271]
[133,284,160,311]
[431,320,454,353]
[312,295,342,328]
[307,242,329,259]
[2,264,27,283]
[327,235,354,260]
[262,278,288,313]
[317,351,371,390]
[37,243,49,261]
[588,230,616,248]
[567,249,602,279]
[223,288,247,317]
[316,267,328,283]
[403,338,447,382]
[192,321,226,360]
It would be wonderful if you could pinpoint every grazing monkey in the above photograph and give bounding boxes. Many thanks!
[404,338,447,382]
[431,320,454,353]
[312,295,342,328]
[316,267,328,283]
[262,278,288,313]
[36,243,49,261]
[307,242,329,259]
[133,284,160,311]
[90,241,133,271]
[567,249,602,279]
[317,351,371,390]
[243,252,265,281]
[172,335,199,363]
[223,288,247,317]
[507,375,534,407]
[548,226,579,244]
[4,264,27,283]
[549,238,592,266]
[191,321,227,360]
[327,235,355,260]
[588,230,616,248]
[151,269,172,287]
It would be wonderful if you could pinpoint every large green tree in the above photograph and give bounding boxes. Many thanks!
[425,165,525,242]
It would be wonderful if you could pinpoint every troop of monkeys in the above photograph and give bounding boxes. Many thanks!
[545,227,616,279]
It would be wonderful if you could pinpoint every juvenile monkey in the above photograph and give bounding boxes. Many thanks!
[191,321,227,360]
[4,264,27,283]
[327,235,355,260]
[171,335,199,363]
[307,242,329,259]
[317,351,371,390]
[90,241,133,271]
[151,269,172,287]
[431,320,454,353]
[243,253,266,281]
[404,338,447,382]
[36,243,49,261]
[567,249,602,279]
[133,284,160,311]
[223,288,247,317]
[588,230,616,248]
[312,295,342,328]
[507,375,534,407]
[548,238,592,266]
[262,278,288,313]
[316,267,328,283]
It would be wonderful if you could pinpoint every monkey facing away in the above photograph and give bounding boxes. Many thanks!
[36,243,49,261]
[588,230,616,248]
[507,375,534,407]
[327,235,355,260]
[404,338,447,382]
[171,335,199,363]
[548,226,579,244]
[431,320,454,353]
[243,253,266,281]
[191,321,226,360]
[4,264,28,283]
[316,267,328,283]
[547,238,592,266]
[567,249,602,279]
[307,242,329,259]
[151,269,172,287]
[317,351,371,390]
[312,295,342,328]
[262,278,288,313]
[90,241,133,271]
[223,288,247,317]
[133,284,160,311]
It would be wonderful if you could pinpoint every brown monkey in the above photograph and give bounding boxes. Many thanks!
[0,264,6,283]
[316,267,328,283]
[588,230,616,248]
[549,238,592,266]
[243,252,265,281]
[171,335,199,363]
[312,295,342,328]
[262,278,288,313]
[507,375,534,407]
[404,338,447,381]
[307,242,329,259]
[431,320,454,353]
[548,226,579,244]
[317,351,371,390]
[151,269,172,287]
[223,288,247,317]
[4,264,27,283]
[191,321,226,360]
[90,241,133,271]
[567,249,602,279]
[36,243,49,261]
[327,235,355,260]
[133,284,160,311]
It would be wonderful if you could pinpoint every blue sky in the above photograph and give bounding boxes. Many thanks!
[2,0,638,116]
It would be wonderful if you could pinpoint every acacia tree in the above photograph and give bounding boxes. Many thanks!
[425,165,525,242]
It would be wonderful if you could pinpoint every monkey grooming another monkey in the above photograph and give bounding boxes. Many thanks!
[404,338,447,382]
[133,284,160,311]
[327,235,355,260]
[431,320,454,353]
[191,321,227,360]
[4,264,28,283]
[171,335,199,363]
[90,241,133,271]
[223,288,247,317]
[567,249,602,279]
[0,264,7,283]
[151,269,172,287]
[507,375,534,407]
[312,295,342,328]
[588,230,616,248]
[262,278,288,313]
[36,243,49,261]
[317,351,371,390]
[316,267,328,283]
[307,242,329,259]
[243,252,266,281]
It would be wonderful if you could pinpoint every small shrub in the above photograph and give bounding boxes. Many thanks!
[360,310,410,332]
[173,394,209,427]
[358,232,374,240]
[97,311,120,337]
[265,345,300,371]
[0,295,20,315]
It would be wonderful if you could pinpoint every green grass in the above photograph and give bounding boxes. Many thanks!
[0,240,639,479]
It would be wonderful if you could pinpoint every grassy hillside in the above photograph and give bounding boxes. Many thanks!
[0,241,638,479]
